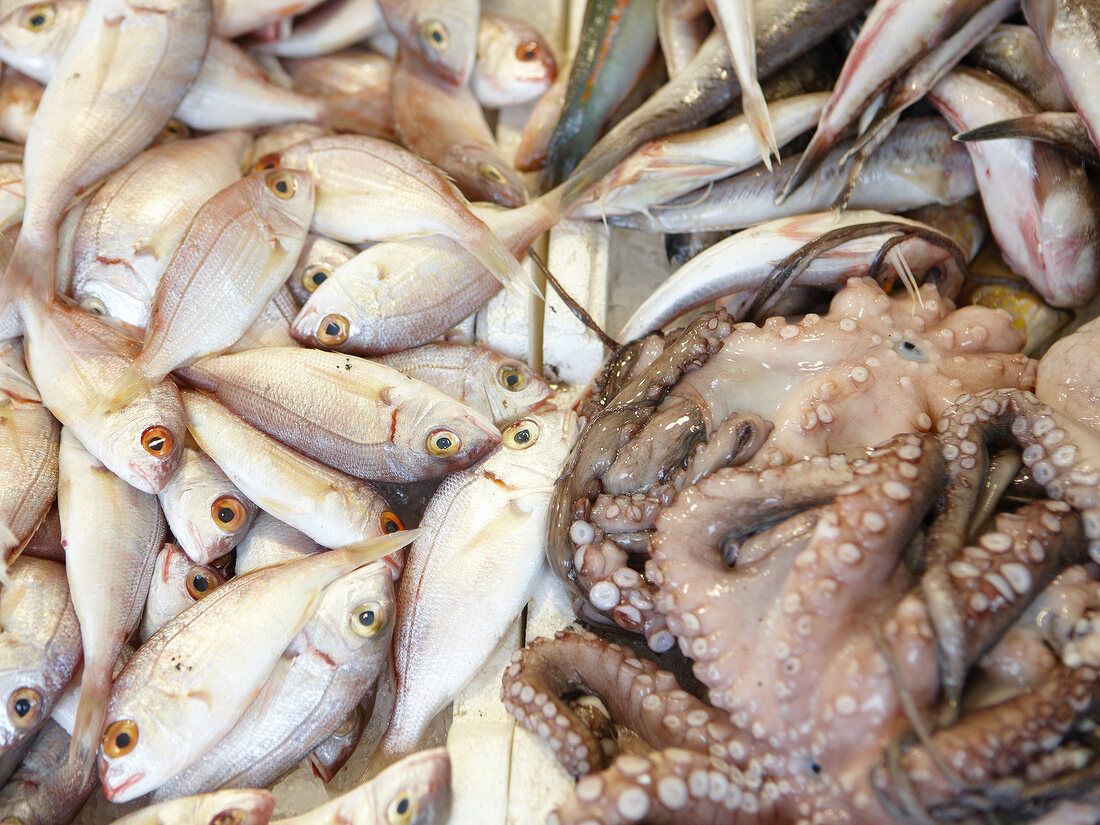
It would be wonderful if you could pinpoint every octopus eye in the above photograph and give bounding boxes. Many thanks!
[210,496,248,532]
[19,4,54,30]
[419,19,448,50]
[254,153,280,172]
[102,719,138,758]
[209,811,245,825]
[515,40,541,61]
[895,338,926,362]
[502,419,539,449]
[497,364,528,392]
[316,314,350,347]
[426,429,460,457]
[302,265,330,293]
[185,565,223,600]
[80,296,107,315]
[477,162,507,184]
[6,688,40,728]
[141,426,174,458]
[350,602,385,637]
[266,170,297,200]
[387,792,414,825]
[381,511,404,534]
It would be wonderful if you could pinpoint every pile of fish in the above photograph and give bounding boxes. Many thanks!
[0,0,1097,820]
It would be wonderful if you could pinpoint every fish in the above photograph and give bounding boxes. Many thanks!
[252,0,387,57]
[513,58,569,171]
[0,337,58,561]
[153,561,395,797]
[58,426,165,763]
[392,48,527,207]
[0,719,98,823]
[539,0,658,192]
[968,23,1071,113]
[471,13,556,108]
[246,122,333,171]
[178,347,502,483]
[139,543,225,642]
[264,134,534,297]
[281,49,394,138]
[70,129,250,328]
[376,411,578,762]
[158,443,258,565]
[98,529,417,801]
[108,788,275,825]
[0,556,81,756]
[233,511,322,577]
[954,112,1099,168]
[182,388,400,549]
[374,341,554,425]
[0,69,41,144]
[376,0,477,85]
[287,234,357,305]
[928,66,1100,308]
[656,0,709,77]
[0,0,89,84]
[307,702,366,782]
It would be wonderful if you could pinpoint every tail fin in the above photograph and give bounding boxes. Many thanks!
[0,230,56,318]
[69,667,108,766]
[94,364,154,417]
[741,85,780,172]
[775,127,834,205]
[464,224,543,300]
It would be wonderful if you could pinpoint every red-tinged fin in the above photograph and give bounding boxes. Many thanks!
[69,670,108,766]
[741,85,781,171]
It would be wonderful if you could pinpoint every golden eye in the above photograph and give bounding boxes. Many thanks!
[185,565,223,600]
[210,496,247,532]
[80,296,106,315]
[334,705,361,736]
[102,719,138,758]
[19,4,54,30]
[160,119,189,140]
[254,153,280,173]
[502,419,539,449]
[316,314,349,347]
[381,511,404,534]
[497,364,528,392]
[0,816,23,825]
[6,688,40,728]
[302,265,330,293]
[478,162,507,184]
[515,40,541,61]
[387,792,414,825]
[266,169,297,200]
[419,19,448,50]
[350,602,384,637]
[141,426,174,458]
[209,810,245,825]
[426,429,460,457]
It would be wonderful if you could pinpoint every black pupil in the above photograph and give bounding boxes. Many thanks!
[192,575,209,593]
[431,29,443,42]
[513,429,531,444]
[30,14,45,25]
[325,322,341,336]
[397,798,410,815]
[384,519,399,533]
[310,270,327,285]
[435,436,452,450]
[13,698,29,716]
[147,436,164,451]
[902,341,916,351]
[505,372,519,387]
[275,179,288,194]
[521,47,536,59]
[358,609,375,626]
[217,506,234,523]
[115,731,131,748]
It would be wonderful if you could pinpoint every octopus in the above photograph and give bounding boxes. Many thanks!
[504,281,1100,823]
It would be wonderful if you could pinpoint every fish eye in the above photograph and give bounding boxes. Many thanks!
[502,419,539,449]
[515,40,540,61]
[350,602,384,637]
[160,119,189,140]
[80,296,106,315]
[19,4,54,30]
[497,364,528,392]
[6,688,40,728]
[477,162,507,184]
[266,170,297,200]
[210,495,248,532]
[334,705,361,736]
[926,264,943,283]
[380,511,404,534]
[209,811,245,825]
[302,265,330,293]
[387,792,414,825]
[185,565,223,600]
[419,19,448,50]
[102,719,138,758]
[141,426,174,458]
[254,153,280,173]
[316,314,350,347]
[426,429,460,457]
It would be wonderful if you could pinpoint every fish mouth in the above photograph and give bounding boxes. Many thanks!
[100,768,144,801]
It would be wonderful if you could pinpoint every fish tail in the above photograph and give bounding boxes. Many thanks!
[0,229,54,317]
[69,676,108,766]
[464,224,543,300]
[775,128,834,205]
[337,528,421,570]
[742,86,780,171]
[94,364,154,417]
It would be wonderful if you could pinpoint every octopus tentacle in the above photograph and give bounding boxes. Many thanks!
[590,493,664,533]
[574,538,671,650]
[501,632,752,777]
[602,399,705,495]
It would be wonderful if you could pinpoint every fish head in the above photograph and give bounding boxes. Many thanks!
[306,562,395,665]
[390,384,502,478]
[415,9,476,86]
[0,0,85,84]
[100,377,186,494]
[473,15,555,108]
[0,656,52,751]
[98,692,183,801]
[489,408,579,486]
[468,349,553,425]
[291,268,361,352]
[71,277,153,330]
[141,543,223,641]
[369,747,452,825]
[288,234,356,305]
[452,145,528,207]
[250,166,316,239]
[189,789,276,825]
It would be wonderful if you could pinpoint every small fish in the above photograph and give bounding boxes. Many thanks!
[139,543,225,641]
[471,14,555,108]
[0,720,98,824]
[374,341,553,425]
[376,0,477,85]
[233,511,322,577]
[287,234,357,305]
[253,0,387,57]
[109,788,275,825]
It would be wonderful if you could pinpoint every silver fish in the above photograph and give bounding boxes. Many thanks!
[0,720,97,823]
[233,511,322,577]
[139,543,225,642]
[109,788,275,825]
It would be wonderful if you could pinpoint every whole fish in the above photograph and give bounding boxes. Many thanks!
[0,0,212,320]
[1023,0,1100,151]
[179,347,502,483]
[392,49,527,207]
[288,748,451,825]
[471,13,555,108]
[97,530,416,801]
[287,234,356,305]
[0,720,97,823]
[0,337,58,560]
[0,556,81,756]
[377,411,578,762]
[103,167,314,411]
[233,511,322,577]
[110,788,276,825]
[539,0,658,191]
[374,341,553,425]
[376,0,477,85]
[928,67,1100,308]
[158,444,258,565]
[968,24,1071,113]
[70,130,249,328]
[182,389,399,549]
[139,543,225,642]
[253,0,387,57]
[154,561,395,797]
[58,426,164,762]
[264,134,533,296]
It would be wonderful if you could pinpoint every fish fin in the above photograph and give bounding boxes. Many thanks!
[0,524,16,573]
[337,527,422,569]
[464,225,544,300]
[0,230,54,316]
[775,128,834,205]
[741,85,780,171]
[69,675,109,766]
[94,364,153,416]
[320,95,395,140]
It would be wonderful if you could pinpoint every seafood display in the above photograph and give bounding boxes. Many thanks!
[1,0,1100,823]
